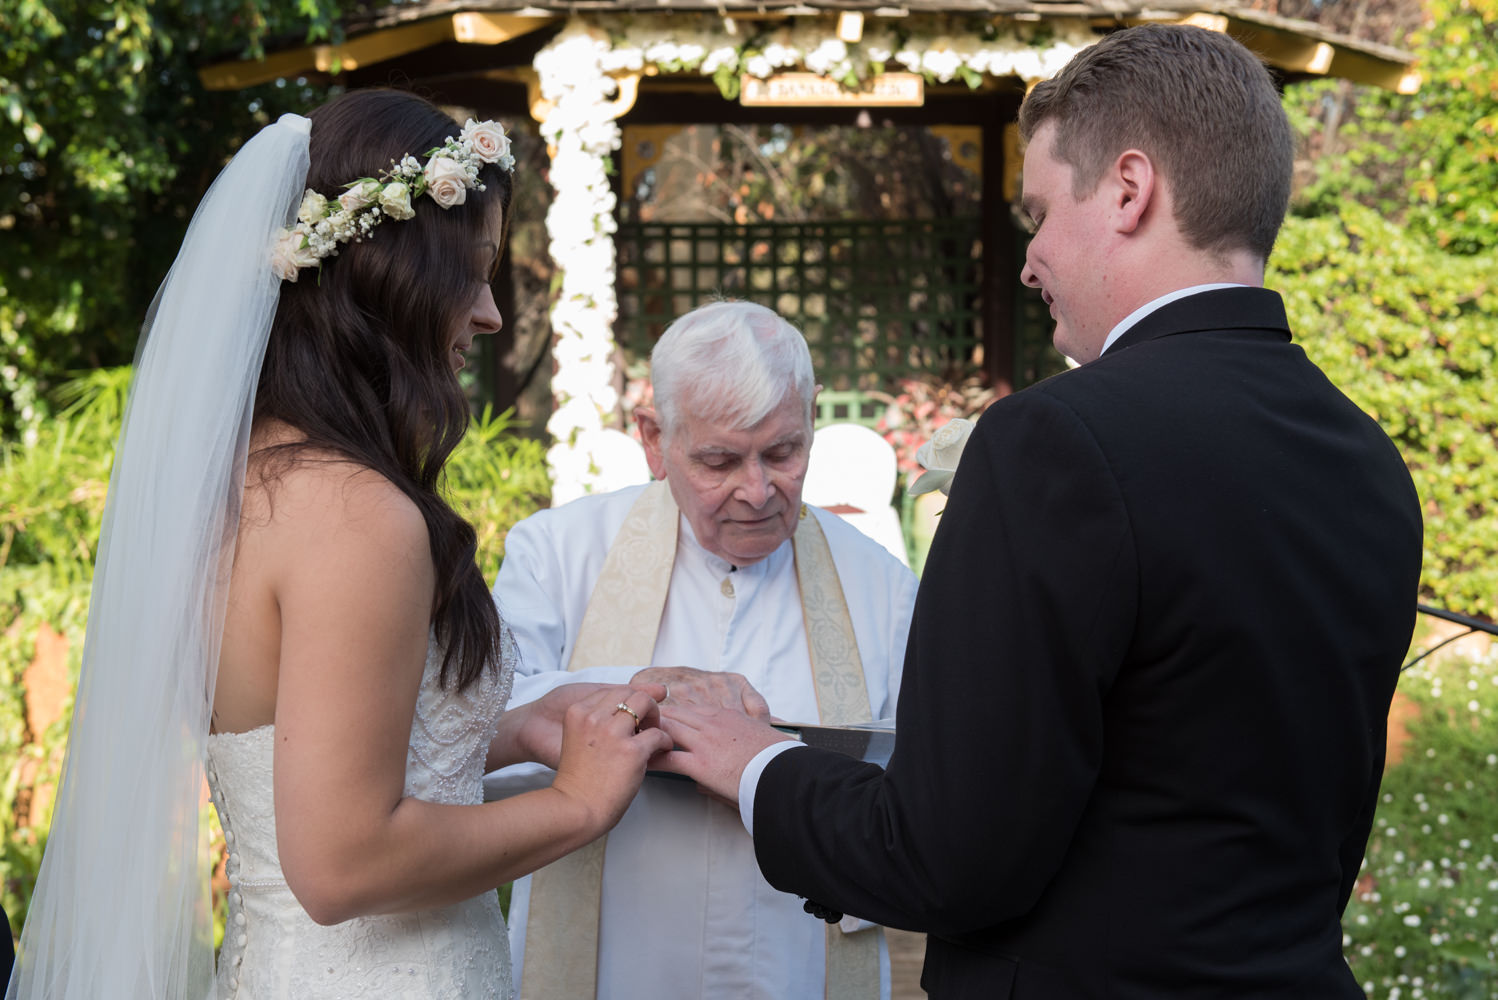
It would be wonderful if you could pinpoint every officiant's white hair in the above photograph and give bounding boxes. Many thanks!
[650,300,816,437]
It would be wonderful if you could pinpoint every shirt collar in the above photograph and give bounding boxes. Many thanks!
[1099,283,1247,356]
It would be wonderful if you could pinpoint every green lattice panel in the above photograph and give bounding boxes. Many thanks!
[616,218,982,393]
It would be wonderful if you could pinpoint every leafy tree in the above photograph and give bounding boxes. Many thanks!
[0,0,375,440]
[1288,0,1498,255]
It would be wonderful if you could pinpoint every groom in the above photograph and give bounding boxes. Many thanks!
[658,24,1423,998]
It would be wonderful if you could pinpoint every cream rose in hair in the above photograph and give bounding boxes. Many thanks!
[380,181,415,220]
[270,230,319,282]
[462,118,512,166]
[424,156,469,208]
[297,190,328,225]
[339,178,383,212]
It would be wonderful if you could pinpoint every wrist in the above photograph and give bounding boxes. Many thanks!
[545,779,611,845]
[488,704,544,770]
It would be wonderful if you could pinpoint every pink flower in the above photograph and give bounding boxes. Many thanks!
[270,229,318,282]
[339,179,382,212]
[423,156,469,208]
[462,119,512,165]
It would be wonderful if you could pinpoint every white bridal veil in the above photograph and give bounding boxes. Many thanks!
[7,114,311,999]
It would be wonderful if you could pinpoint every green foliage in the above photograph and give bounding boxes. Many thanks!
[1343,640,1498,997]
[0,368,550,940]
[1271,204,1498,619]
[0,366,123,930]
[0,0,362,440]
[1289,0,1498,255]
[445,406,552,585]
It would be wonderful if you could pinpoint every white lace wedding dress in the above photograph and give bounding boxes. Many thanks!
[205,631,517,999]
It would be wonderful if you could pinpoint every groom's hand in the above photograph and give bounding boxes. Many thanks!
[630,666,773,720]
[653,702,795,803]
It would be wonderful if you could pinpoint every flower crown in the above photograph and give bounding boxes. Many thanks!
[272,118,514,282]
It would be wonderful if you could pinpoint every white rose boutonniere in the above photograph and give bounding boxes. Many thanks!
[907,418,976,497]
[424,156,469,208]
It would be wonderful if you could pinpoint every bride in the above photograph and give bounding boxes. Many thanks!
[7,89,671,999]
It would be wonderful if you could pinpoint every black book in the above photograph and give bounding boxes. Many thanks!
[771,723,896,769]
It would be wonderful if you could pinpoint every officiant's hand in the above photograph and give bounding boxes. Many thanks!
[630,666,773,720]
[653,702,795,804]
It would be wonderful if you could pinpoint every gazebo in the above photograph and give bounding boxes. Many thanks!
[202,1,1416,503]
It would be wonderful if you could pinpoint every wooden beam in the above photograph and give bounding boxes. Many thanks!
[1120,12,1418,94]
[198,12,558,90]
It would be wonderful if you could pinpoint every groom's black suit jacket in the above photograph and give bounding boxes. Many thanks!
[755,288,1423,998]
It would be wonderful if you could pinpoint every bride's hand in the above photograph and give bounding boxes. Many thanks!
[550,684,673,834]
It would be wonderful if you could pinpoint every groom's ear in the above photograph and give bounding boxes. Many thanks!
[1109,148,1157,235]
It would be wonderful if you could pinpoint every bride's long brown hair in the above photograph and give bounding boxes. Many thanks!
[255,89,513,691]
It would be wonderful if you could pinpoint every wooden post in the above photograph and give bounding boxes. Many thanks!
[980,93,1019,397]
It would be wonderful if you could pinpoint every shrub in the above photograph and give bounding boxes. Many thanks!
[1271,205,1498,619]
[1343,635,1498,997]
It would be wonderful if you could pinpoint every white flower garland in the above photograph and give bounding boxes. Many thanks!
[535,14,1094,503]
[274,119,514,282]
[536,23,629,505]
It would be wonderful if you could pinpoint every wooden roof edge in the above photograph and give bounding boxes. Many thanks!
[340,0,1414,67]
[200,0,1416,93]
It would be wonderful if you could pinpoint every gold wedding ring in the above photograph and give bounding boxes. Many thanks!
[614,702,641,733]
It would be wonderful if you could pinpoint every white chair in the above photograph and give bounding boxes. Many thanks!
[803,423,909,566]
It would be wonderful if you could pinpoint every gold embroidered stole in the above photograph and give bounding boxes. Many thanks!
[521,482,879,999]
[791,505,883,1000]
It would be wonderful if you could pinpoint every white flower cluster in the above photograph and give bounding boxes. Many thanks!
[584,14,1096,91]
[271,119,514,282]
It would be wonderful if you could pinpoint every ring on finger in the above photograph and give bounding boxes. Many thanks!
[613,701,641,733]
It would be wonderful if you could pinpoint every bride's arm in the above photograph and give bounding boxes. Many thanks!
[266,463,669,926]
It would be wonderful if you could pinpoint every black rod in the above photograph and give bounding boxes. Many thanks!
[1416,602,1498,637]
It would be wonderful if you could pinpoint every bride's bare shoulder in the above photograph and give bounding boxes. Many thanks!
[241,421,424,551]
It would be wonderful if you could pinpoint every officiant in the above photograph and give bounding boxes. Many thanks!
[483,299,919,999]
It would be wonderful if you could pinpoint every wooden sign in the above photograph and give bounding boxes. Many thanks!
[740,72,924,107]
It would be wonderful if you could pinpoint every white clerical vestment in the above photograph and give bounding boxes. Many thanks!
[486,484,918,1000]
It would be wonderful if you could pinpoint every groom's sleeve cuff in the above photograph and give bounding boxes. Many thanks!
[738,741,808,836]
